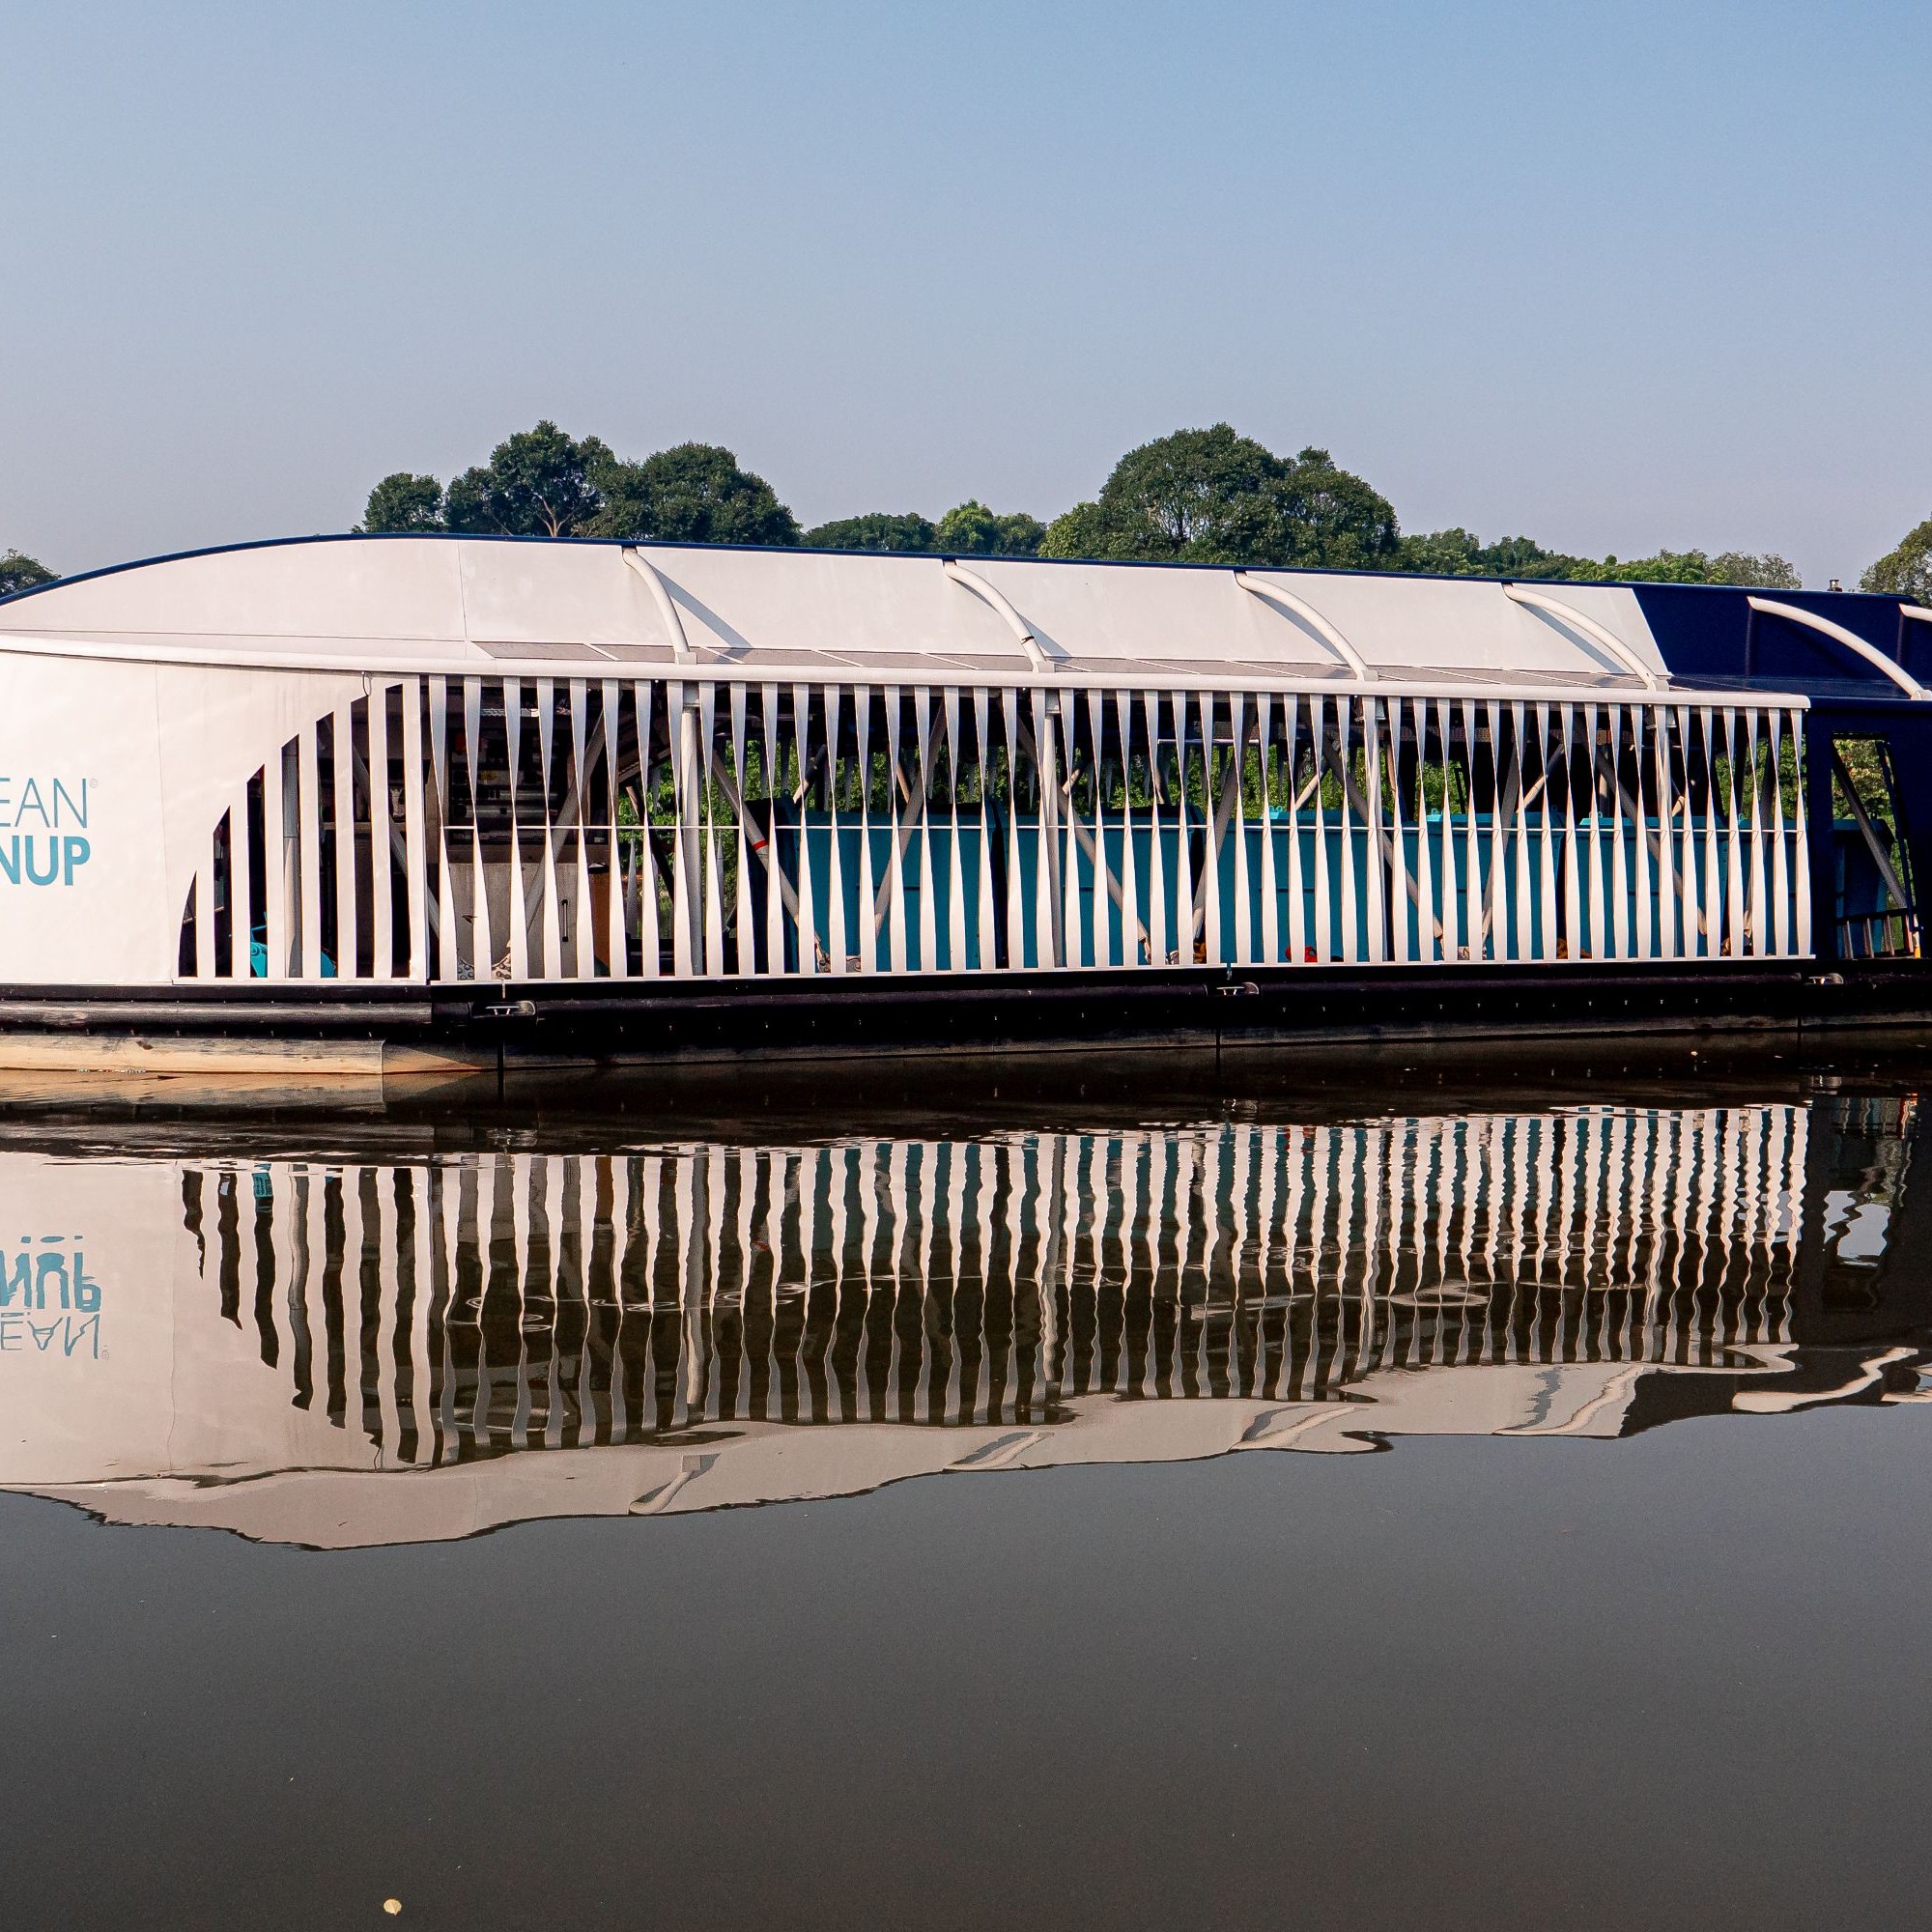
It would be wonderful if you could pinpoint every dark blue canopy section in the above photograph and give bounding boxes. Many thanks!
[1634,582,1927,701]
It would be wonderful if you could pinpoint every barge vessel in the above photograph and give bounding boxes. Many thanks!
[1,533,1928,1071]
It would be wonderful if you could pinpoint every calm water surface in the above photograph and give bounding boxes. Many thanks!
[3,1064,1930,1928]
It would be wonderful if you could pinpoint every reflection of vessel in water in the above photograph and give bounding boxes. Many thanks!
[3,1095,1925,1546]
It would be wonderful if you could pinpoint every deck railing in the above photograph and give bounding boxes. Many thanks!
[176,679,1811,982]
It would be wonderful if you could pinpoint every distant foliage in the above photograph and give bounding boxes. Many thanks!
[935,499,1046,557]
[801,503,1044,555]
[804,512,939,552]
[0,550,54,596]
[352,418,1834,583]
[1396,530,1802,588]
[1861,519,1932,604]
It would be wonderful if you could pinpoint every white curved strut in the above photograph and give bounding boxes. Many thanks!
[1502,585,1662,691]
[623,548,696,666]
[1235,572,1372,682]
[942,559,1051,674]
[1747,597,1927,701]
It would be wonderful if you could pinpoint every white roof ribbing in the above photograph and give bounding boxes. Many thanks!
[0,533,1679,688]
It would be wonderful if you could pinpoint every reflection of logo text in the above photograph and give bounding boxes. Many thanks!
[0,777,91,888]
[0,1236,101,1358]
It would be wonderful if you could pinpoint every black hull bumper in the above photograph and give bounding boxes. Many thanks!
[3,959,1932,1076]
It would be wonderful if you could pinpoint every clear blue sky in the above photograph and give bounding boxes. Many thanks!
[4,0,1927,585]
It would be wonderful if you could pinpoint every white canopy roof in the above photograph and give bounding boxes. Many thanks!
[0,532,1682,693]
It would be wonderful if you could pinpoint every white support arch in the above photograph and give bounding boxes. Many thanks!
[1503,586,1662,691]
[942,559,1051,674]
[623,548,696,667]
[1235,573,1373,682]
[1748,597,1928,701]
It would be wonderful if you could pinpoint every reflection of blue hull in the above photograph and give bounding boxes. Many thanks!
[777,814,1808,971]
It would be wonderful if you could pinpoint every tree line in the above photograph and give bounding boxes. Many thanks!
[4,418,1929,601]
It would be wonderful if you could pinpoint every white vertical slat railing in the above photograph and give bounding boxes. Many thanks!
[176,681,1816,984]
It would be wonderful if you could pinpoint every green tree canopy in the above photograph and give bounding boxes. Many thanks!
[1594,549,1802,588]
[443,421,613,538]
[1395,528,1600,580]
[0,550,54,597]
[1394,530,1800,587]
[360,472,446,533]
[1861,519,1932,604]
[935,499,1046,557]
[802,511,938,552]
[1039,425,1398,569]
[589,442,799,546]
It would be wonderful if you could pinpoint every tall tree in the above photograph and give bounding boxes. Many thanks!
[1861,519,1932,603]
[1269,447,1400,570]
[360,472,445,533]
[803,512,938,552]
[935,500,1045,557]
[1039,425,1397,568]
[443,421,612,538]
[0,550,54,596]
[589,442,799,546]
